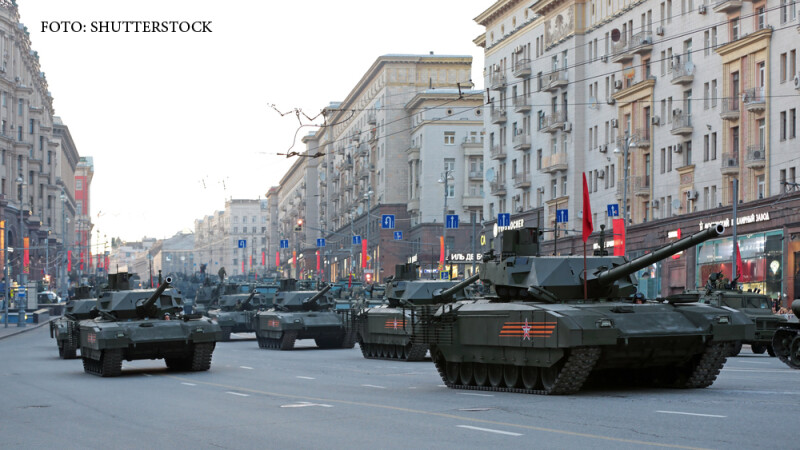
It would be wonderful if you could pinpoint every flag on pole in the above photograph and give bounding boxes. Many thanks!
[275,251,280,268]
[582,173,594,243]
[735,240,744,280]
[439,236,445,269]
[612,219,626,256]
[361,239,368,268]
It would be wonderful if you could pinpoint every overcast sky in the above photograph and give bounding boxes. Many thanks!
[16,0,488,244]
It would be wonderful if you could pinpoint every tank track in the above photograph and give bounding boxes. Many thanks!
[773,328,800,369]
[190,342,214,371]
[82,349,123,377]
[257,331,297,350]
[358,341,428,361]
[432,347,601,395]
[675,341,730,388]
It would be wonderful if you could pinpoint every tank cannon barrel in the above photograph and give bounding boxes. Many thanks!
[141,277,173,309]
[242,290,258,306]
[303,284,332,308]
[434,273,480,301]
[597,224,724,286]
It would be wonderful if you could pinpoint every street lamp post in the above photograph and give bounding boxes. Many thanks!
[364,190,373,282]
[3,220,8,328]
[16,177,25,327]
[438,170,454,277]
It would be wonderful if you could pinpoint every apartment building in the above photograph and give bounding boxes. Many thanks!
[475,0,800,301]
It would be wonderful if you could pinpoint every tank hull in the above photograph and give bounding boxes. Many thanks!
[207,309,259,340]
[772,302,800,369]
[50,318,81,359]
[356,306,430,361]
[254,310,353,350]
[427,300,753,394]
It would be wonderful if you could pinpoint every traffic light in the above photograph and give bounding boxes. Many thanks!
[294,218,304,232]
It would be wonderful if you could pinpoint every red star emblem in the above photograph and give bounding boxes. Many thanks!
[392,318,399,330]
[521,319,532,340]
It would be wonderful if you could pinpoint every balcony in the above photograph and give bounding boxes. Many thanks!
[542,69,568,91]
[513,172,531,188]
[513,95,531,112]
[513,59,531,78]
[720,98,740,121]
[720,154,740,175]
[358,166,371,179]
[490,72,507,90]
[468,171,484,180]
[629,31,654,55]
[610,39,633,63]
[542,152,568,173]
[743,88,766,113]
[670,112,693,135]
[462,136,484,156]
[670,61,695,85]
[491,108,507,124]
[355,143,369,157]
[512,133,531,151]
[462,195,483,208]
[631,128,651,148]
[490,180,507,196]
[633,176,651,196]
[367,113,376,125]
[490,144,507,160]
[744,146,766,168]
[540,110,567,133]
[712,0,743,14]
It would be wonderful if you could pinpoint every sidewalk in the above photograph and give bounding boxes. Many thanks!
[0,318,54,340]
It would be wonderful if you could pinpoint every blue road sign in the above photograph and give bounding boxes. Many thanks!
[352,235,362,245]
[607,204,620,217]
[381,214,395,229]
[393,231,403,240]
[279,239,289,249]
[316,238,326,247]
[446,214,459,229]
[237,239,247,248]
[440,271,450,280]
[556,209,569,223]
[498,213,510,227]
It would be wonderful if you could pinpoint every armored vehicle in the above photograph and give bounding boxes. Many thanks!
[78,278,222,377]
[255,285,354,350]
[772,301,800,369]
[208,290,268,340]
[426,225,754,395]
[668,274,787,356]
[357,266,478,361]
[50,299,97,359]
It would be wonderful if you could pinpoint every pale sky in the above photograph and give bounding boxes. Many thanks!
[16,0,488,243]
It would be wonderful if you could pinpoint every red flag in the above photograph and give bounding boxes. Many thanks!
[582,173,593,243]
[361,239,368,268]
[68,250,72,272]
[439,236,445,268]
[316,250,320,272]
[612,218,626,256]
[262,251,266,266]
[735,240,744,280]
[241,259,245,274]
[275,251,280,268]
[23,237,29,274]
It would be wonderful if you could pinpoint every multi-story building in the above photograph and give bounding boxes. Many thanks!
[150,231,194,277]
[474,0,800,302]
[74,156,93,278]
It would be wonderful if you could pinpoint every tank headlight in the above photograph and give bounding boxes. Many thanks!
[716,315,730,324]
[597,318,614,328]
[195,328,204,332]
[294,319,301,323]
[116,332,125,338]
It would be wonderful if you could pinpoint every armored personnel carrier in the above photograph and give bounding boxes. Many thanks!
[425,225,753,395]
[357,265,478,361]
[772,301,800,369]
[208,290,268,340]
[78,278,222,377]
[50,299,96,359]
[668,274,787,356]
[255,285,354,350]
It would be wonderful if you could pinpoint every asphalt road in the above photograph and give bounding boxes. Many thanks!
[0,328,797,449]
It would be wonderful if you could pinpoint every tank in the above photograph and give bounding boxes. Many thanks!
[207,290,268,341]
[78,278,222,377]
[772,301,800,369]
[254,285,354,350]
[425,224,754,395]
[49,299,97,359]
[356,266,478,361]
[668,274,787,357]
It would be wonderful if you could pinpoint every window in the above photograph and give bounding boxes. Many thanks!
[703,82,709,109]
[711,79,717,107]
[711,132,717,160]
[444,131,455,145]
[704,135,709,161]
[17,99,22,116]
[16,126,21,141]
[781,53,787,83]
[444,158,455,172]
[28,119,33,134]
[757,6,766,29]
[791,108,797,139]
[781,111,787,140]
[730,17,740,40]
[661,148,666,173]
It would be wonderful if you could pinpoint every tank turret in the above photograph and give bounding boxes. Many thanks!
[94,277,181,321]
[482,224,724,302]
[433,273,480,302]
[301,284,333,311]
[384,264,477,308]
[274,285,333,312]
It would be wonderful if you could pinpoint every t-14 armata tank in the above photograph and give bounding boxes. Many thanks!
[356,265,478,361]
[78,277,222,377]
[426,224,753,395]
[207,290,267,341]
[50,298,97,359]
[772,301,800,369]
[255,284,354,350]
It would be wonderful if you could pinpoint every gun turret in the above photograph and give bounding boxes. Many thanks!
[136,277,173,318]
[595,224,724,286]
[433,273,480,302]
[242,290,257,307]
[302,284,332,310]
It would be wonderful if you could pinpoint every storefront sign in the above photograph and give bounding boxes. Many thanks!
[493,219,525,237]
[448,253,483,262]
[699,212,770,231]
[408,254,418,264]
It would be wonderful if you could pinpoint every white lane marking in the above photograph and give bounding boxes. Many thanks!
[733,360,770,365]
[362,384,386,389]
[181,382,196,386]
[724,389,800,396]
[457,425,522,437]
[438,385,447,388]
[296,376,316,380]
[226,392,250,397]
[143,374,152,377]
[722,368,795,374]
[656,411,726,418]
[240,366,254,370]
[408,387,417,389]
[280,401,333,408]
[458,392,494,397]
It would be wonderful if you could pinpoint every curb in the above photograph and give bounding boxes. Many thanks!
[0,318,56,341]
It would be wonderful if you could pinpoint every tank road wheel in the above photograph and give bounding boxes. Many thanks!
[787,336,800,369]
[728,341,742,357]
[398,344,408,360]
[445,361,460,385]
[190,343,214,371]
[257,336,266,349]
[541,361,564,392]
[487,364,504,388]
[521,366,540,390]
[459,362,475,385]
[220,327,232,342]
[767,345,776,357]
[750,343,767,354]
[98,349,123,377]
[503,365,521,388]
[279,331,297,351]
[473,363,489,387]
